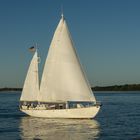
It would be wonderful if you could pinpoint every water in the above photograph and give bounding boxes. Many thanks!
[0,92,140,140]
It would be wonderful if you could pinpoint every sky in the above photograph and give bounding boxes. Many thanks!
[0,0,140,88]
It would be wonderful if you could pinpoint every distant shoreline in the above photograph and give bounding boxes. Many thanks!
[0,88,22,92]
[0,84,140,92]
[92,84,140,91]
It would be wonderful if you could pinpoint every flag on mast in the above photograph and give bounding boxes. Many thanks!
[29,46,36,52]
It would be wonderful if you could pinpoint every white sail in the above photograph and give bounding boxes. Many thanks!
[20,51,39,101]
[40,15,96,102]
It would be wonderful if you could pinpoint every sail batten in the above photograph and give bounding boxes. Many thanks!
[20,51,39,101]
[40,16,96,102]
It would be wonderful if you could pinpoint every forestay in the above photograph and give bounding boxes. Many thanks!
[39,15,96,102]
[20,51,39,101]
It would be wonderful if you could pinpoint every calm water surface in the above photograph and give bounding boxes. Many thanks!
[0,92,140,140]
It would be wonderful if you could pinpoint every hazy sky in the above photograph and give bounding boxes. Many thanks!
[0,0,140,87]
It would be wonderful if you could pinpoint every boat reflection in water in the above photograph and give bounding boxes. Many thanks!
[19,117,100,140]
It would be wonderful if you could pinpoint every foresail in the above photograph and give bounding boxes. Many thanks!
[40,16,96,102]
[20,51,39,101]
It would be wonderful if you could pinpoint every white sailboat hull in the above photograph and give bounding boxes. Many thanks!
[20,106,100,119]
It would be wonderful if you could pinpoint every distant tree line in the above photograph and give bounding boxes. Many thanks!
[0,87,22,92]
[92,84,140,91]
[1,84,140,92]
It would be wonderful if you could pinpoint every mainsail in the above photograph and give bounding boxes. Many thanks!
[20,51,39,101]
[40,15,96,102]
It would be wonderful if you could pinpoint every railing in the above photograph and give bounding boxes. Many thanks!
[20,101,102,110]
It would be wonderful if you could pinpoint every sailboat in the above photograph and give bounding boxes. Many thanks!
[20,14,101,118]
